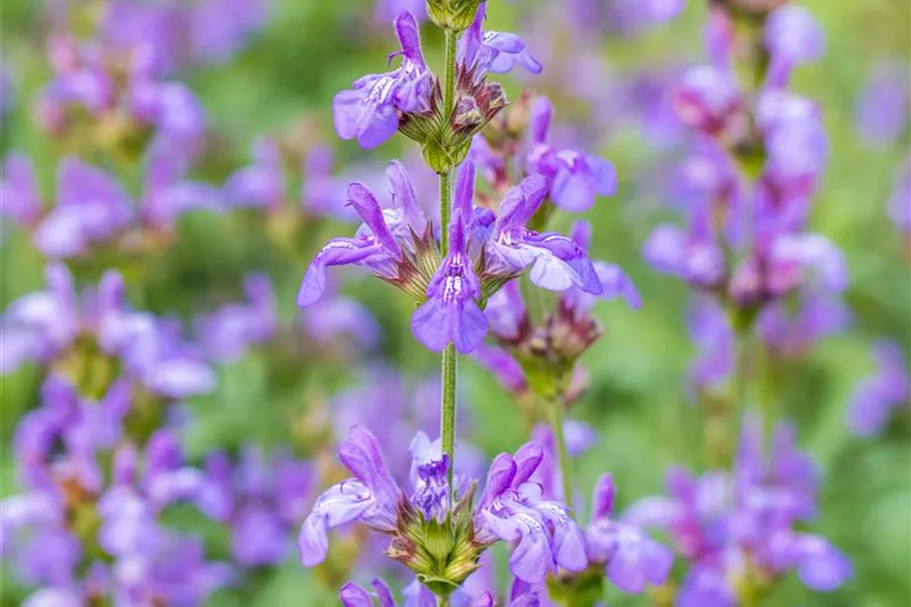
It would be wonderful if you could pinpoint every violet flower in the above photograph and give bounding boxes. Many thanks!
[856,61,910,148]
[525,96,617,212]
[847,340,910,437]
[33,157,133,259]
[298,425,586,586]
[333,12,433,149]
[2,377,231,606]
[625,417,853,603]
[297,161,601,354]
[196,274,278,364]
[0,263,215,400]
[458,4,542,78]
[201,447,315,568]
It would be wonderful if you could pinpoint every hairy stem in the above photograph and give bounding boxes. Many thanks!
[439,27,460,499]
[549,395,575,508]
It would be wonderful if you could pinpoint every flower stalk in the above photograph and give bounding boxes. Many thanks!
[439,20,461,501]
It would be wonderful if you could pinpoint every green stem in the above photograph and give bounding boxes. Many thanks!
[441,344,457,493]
[439,29,458,255]
[549,395,575,508]
[439,27,461,499]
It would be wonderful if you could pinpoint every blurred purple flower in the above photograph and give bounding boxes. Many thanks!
[0,153,42,227]
[626,416,852,602]
[202,447,315,567]
[33,157,133,259]
[1,263,215,399]
[197,274,277,364]
[525,96,617,212]
[847,340,910,437]
[856,61,910,147]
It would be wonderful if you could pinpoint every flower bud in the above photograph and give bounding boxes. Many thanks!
[426,0,484,32]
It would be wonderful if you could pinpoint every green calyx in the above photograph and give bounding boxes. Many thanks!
[425,0,483,32]
[386,484,484,599]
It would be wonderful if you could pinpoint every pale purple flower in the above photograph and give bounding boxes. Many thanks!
[202,447,314,567]
[224,137,284,210]
[856,61,910,147]
[0,153,42,226]
[888,161,910,234]
[763,4,825,88]
[412,165,486,353]
[33,157,133,259]
[333,12,432,149]
[848,340,910,437]
[482,173,602,294]
[642,220,725,289]
[459,4,543,78]
[374,0,426,24]
[196,274,277,363]
[300,426,586,584]
[585,475,674,594]
[1,263,215,399]
[525,97,616,212]
[626,417,852,602]
[141,147,223,228]
[757,292,851,358]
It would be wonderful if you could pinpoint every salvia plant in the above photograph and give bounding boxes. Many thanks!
[1,0,907,606]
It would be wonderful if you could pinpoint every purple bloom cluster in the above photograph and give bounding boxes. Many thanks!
[644,3,848,374]
[1,152,220,258]
[37,33,205,155]
[0,263,215,400]
[626,417,852,604]
[201,447,315,568]
[1,376,232,606]
[298,425,587,585]
[298,160,602,354]
[530,424,674,595]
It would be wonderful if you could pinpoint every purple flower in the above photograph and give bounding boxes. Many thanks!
[1,263,215,399]
[299,161,601,353]
[34,157,133,258]
[847,340,910,437]
[141,147,223,228]
[763,4,825,88]
[888,161,911,235]
[297,161,430,307]
[585,475,674,594]
[627,417,852,601]
[0,153,42,226]
[856,61,910,147]
[525,96,616,212]
[757,291,851,358]
[459,4,542,78]
[642,220,725,289]
[196,274,277,363]
[374,0,427,24]
[300,426,586,585]
[298,425,401,566]
[483,174,602,293]
[333,12,432,149]
[224,137,285,210]
[412,164,487,354]
[202,447,314,567]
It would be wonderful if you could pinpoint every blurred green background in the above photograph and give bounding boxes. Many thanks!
[1,0,909,605]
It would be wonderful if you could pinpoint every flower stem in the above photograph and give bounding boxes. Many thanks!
[441,344,457,493]
[439,27,461,500]
[549,395,575,509]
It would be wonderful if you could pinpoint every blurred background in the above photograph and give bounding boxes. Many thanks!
[1,0,908,605]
